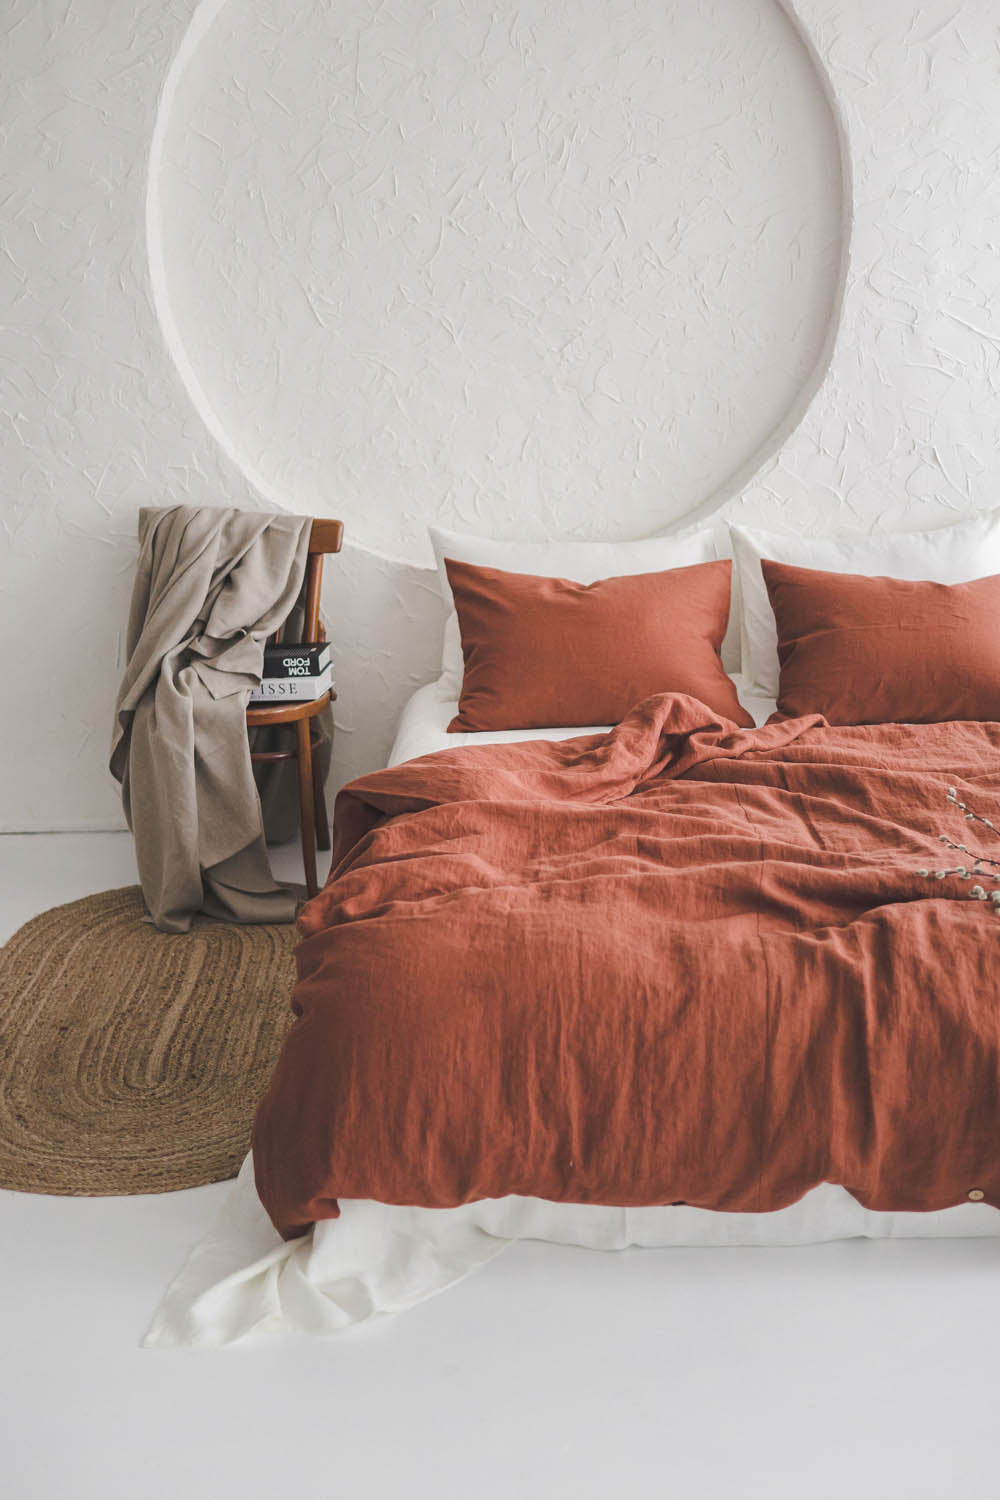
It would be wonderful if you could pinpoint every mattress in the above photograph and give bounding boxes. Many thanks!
[145,682,1000,1347]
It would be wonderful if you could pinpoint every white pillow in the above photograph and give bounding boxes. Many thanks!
[428,524,721,698]
[731,510,1000,697]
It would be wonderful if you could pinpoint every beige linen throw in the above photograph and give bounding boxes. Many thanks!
[111,506,314,933]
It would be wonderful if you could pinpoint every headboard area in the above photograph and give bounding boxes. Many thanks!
[5,0,998,825]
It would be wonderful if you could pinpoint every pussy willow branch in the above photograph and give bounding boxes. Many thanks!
[919,786,1000,916]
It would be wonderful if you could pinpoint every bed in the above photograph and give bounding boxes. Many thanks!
[146,520,1000,1347]
[148,700,1000,1345]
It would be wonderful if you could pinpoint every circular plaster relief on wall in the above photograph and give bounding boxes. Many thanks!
[152,0,844,562]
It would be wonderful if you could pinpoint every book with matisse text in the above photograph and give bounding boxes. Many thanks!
[249,662,334,703]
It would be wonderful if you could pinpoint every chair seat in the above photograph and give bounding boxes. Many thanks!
[246,689,336,728]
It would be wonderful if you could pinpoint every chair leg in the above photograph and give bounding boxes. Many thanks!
[312,725,331,851]
[296,717,318,898]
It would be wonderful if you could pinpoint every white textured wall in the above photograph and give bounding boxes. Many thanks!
[2,0,999,831]
[154,0,842,560]
[1,1,247,831]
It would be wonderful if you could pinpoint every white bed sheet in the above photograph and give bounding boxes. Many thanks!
[388,673,780,765]
[147,1158,1000,1348]
[146,681,1000,1348]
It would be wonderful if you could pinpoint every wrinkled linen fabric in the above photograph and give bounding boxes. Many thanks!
[145,691,1000,1346]
[110,506,312,932]
[386,674,777,766]
[254,693,1000,1237]
[144,1152,1000,1347]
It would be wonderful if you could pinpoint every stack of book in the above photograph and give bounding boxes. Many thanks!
[249,642,335,703]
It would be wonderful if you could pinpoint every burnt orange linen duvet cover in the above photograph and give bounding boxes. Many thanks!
[253,694,1000,1240]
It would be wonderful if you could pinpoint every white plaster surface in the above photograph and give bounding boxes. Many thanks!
[730,0,1000,540]
[0,1,255,831]
[3,1,1000,829]
[153,0,843,560]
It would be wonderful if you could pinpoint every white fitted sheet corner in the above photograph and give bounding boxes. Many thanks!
[145,1155,1000,1349]
[145,687,1000,1348]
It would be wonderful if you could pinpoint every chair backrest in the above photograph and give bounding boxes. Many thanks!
[278,519,344,645]
[308,519,345,554]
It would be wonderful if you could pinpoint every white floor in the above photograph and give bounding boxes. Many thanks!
[2,836,999,1500]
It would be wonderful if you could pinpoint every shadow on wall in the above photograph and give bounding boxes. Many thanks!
[319,551,446,794]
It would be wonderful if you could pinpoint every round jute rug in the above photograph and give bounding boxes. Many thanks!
[0,886,298,1196]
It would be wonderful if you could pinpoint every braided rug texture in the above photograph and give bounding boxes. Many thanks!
[0,886,297,1195]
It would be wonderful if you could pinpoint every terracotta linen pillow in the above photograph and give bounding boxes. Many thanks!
[762,559,1000,724]
[446,557,751,732]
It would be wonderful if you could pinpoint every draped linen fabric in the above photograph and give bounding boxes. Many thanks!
[252,693,1000,1239]
[110,506,313,933]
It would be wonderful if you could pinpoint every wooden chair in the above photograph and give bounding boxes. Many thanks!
[247,518,344,899]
